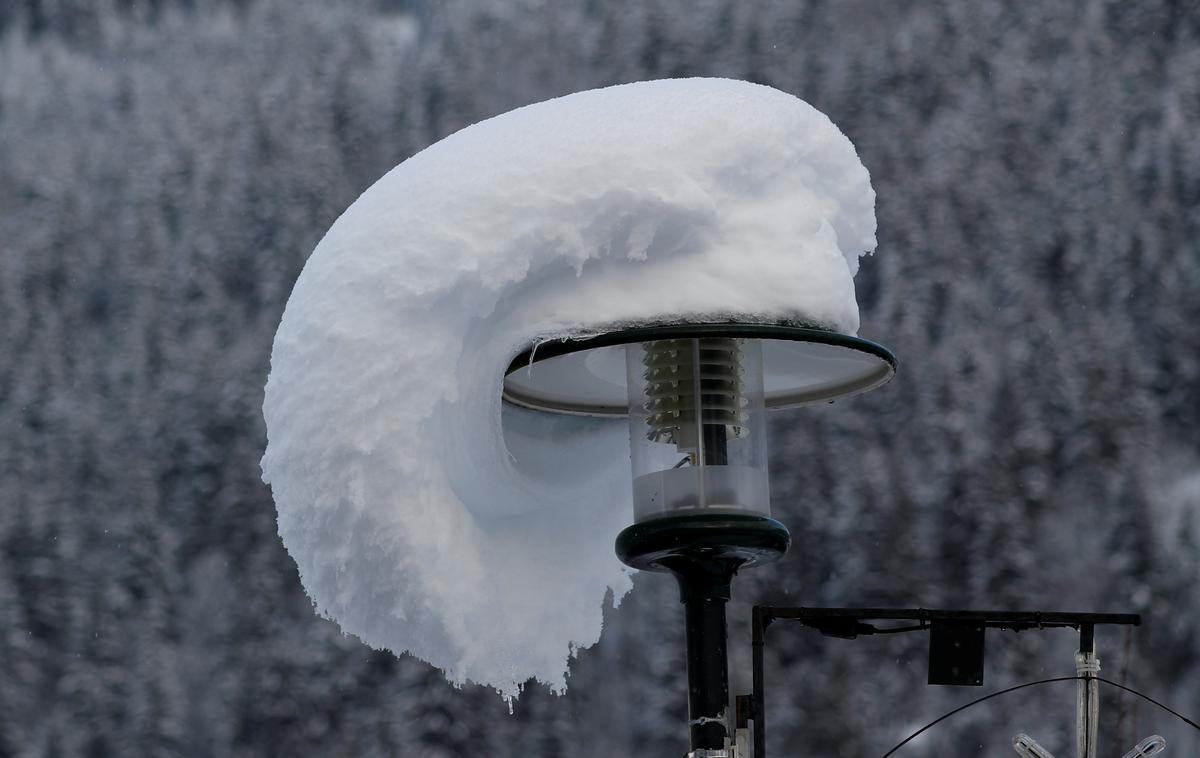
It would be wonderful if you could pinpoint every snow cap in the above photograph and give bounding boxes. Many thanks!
[261,77,876,698]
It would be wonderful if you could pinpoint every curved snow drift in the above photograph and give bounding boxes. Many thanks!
[261,78,876,698]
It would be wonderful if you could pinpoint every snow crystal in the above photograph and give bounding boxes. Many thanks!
[260,78,876,699]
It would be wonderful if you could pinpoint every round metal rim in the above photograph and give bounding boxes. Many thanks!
[614,513,792,573]
[502,321,897,416]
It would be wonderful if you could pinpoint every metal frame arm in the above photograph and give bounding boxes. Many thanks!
[742,607,1140,758]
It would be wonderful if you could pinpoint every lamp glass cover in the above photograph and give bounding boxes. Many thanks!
[625,338,769,522]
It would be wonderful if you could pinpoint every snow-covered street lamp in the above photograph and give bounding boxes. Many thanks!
[505,321,895,754]
[263,75,895,732]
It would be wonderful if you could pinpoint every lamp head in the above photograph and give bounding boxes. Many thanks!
[504,321,896,573]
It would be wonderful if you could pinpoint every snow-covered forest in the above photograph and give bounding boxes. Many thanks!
[2,1,1198,756]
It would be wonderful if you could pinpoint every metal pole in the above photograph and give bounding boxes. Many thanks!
[683,593,731,750]
[672,563,739,755]
[1076,624,1099,758]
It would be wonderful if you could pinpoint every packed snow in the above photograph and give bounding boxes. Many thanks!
[260,78,876,699]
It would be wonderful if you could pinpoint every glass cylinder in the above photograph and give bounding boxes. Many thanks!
[625,337,770,522]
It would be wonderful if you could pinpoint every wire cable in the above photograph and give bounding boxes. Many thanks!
[1096,677,1200,732]
[878,676,1200,758]
[879,676,1079,758]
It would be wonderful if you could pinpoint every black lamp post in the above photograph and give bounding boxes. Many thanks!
[505,321,896,756]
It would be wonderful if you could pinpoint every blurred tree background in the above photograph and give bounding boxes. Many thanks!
[1,0,1198,756]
